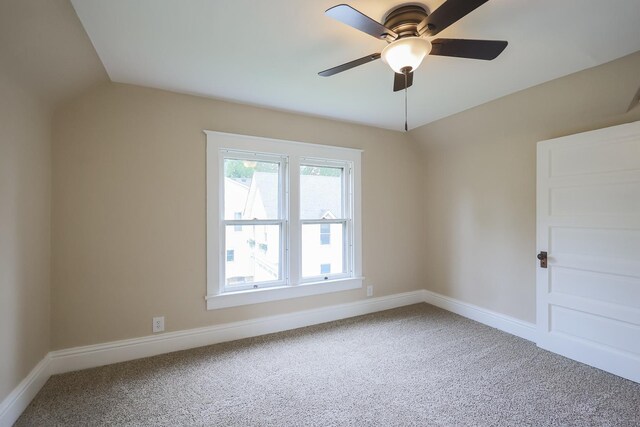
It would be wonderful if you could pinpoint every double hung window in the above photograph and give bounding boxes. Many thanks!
[300,161,350,281]
[205,131,362,309]
[222,153,286,291]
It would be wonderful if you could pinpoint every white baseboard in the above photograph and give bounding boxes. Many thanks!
[422,289,537,342]
[1,288,537,425]
[49,290,425,375]
[0,355,51,427]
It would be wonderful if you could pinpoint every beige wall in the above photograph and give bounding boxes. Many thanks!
[0,0,105,402]
[0,0,107,107]
[50,52,640,348]
[51,83,424,349]
[0,70,51,401]
[409,51,640,323]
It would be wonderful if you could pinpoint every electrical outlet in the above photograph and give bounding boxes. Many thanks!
[366,285,373,297]
[152,316,164,333]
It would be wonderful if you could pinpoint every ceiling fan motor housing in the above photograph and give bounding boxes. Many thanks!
[383,5,428,40]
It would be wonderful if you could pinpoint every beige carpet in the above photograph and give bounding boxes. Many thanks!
[17,304,640,426]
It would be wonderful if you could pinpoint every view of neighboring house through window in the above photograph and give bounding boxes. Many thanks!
[320,223,331,245]
[222,156,351,288]
[233,212,242,231]
[300,163,348,279]
[223,155,284,291]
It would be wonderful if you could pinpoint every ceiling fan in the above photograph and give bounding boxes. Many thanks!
[319,0,508,93]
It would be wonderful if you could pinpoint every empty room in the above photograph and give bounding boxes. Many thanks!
[2,0,640,425]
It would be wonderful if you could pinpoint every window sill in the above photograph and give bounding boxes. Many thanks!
[205,277,364,310]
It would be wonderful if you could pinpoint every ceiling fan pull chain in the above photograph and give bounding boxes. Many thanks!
[404,71,408,131]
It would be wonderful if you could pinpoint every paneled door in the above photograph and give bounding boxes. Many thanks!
[536,121,640,383]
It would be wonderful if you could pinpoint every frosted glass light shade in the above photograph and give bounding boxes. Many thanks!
[381,37,432,74]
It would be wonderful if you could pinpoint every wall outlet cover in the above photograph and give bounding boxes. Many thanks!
[152,316,165,333]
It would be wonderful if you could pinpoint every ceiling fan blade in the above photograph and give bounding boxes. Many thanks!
[430,39,507,60]
[418,0,489,36]
[326,4,397,40]
[318,53,381,77]
[393,71,414,92]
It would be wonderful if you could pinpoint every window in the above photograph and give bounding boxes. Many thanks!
[206,130,362,310]
[222,155,284,291]
[320,223,331,245]
[301,164,347,280]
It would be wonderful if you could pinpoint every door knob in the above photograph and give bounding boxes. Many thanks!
[537,251,547,268]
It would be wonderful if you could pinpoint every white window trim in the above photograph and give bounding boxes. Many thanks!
[205,130,363,310]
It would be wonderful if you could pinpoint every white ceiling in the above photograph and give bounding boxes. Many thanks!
[70,0,640,131]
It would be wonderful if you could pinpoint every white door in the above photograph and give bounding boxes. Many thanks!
[536,121,640,383]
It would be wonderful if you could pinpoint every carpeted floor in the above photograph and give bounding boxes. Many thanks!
[16,303,640,426]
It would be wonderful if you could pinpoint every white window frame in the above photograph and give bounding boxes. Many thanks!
[299,157,352,283]
[205,130,363,310]
[219,150,288,293]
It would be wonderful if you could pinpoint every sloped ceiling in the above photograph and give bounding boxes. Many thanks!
[70,0,640,130]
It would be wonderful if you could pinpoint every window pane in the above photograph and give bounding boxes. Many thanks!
[225,224,280,287]
[224,158,279,220]
[302,223,344,278]
[300,165,343,219]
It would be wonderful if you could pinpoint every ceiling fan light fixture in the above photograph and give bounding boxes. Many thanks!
[381,37,432,74]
